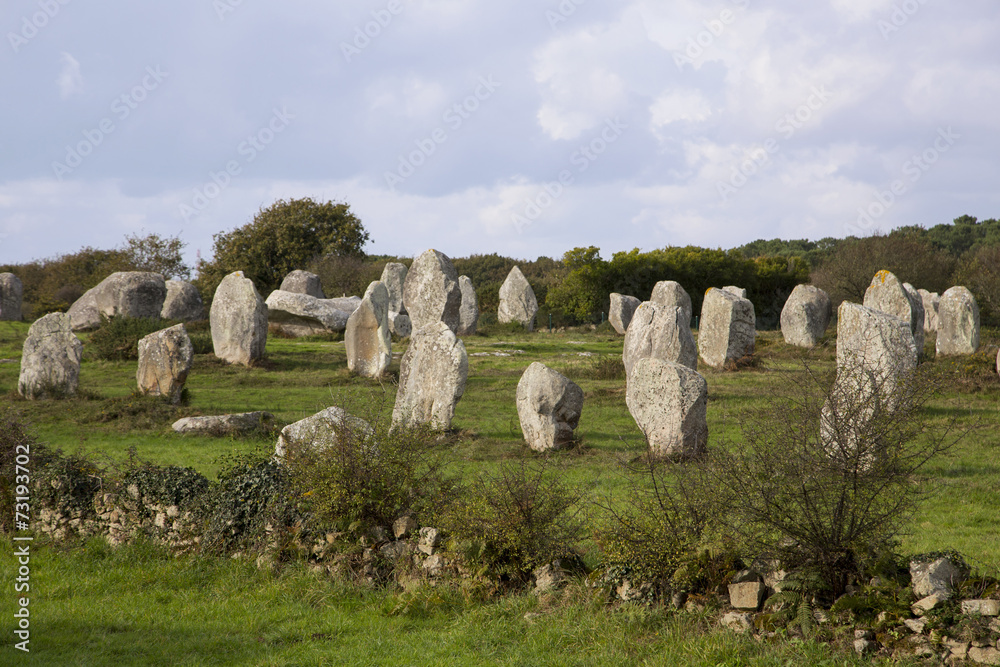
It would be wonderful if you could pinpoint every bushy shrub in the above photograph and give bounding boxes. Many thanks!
[120,458,209,507]
[88,315,169,361]
[0,410,45,533]
[199,453,289,554]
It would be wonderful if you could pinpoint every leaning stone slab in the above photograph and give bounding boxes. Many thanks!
[381,262,408,315]
[345,281,391,377]
[650,281,692,325]
[279,270,325,298]
[697,288,755,369]
[917,289,940,334]
[516,362,584,452]
[623,302,697,377]
[18,312,83,399]
[780,284,831,347]
[936,286,980,356]
[403,249,461,332]
[161,280,204,321]
[274,407,372,458]
[625,357,708,458]
[608,293,641,335]
[392,321,468,430]
[498,266,538,331]
[0,273,23,321]
[136,324,193,404]
[94,272,168,320]
[68,287,101,331]
[457,275,479,336]
[171,412,274,436]
[210,271,268,366]
[264,290,353,336]
[863,270,924,351]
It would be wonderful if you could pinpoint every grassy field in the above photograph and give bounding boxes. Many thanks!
[1,318,997,665]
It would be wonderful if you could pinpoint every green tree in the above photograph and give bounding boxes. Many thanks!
[196,198,369,300]
[117,233,190,280]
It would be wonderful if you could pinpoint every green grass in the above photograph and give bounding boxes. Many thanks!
[1,320,997,664]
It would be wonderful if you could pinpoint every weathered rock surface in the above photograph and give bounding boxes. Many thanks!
[902,283,926,349]
[392,321,468,430]
[780,284,831,347]
[389,311,411,338]
[917,289,940,333]
[625,357,708,458]
[161,280,204,321]
[498,266,538,331]
[0,273,23,321]
[264,290,353,336]
[171,412,273,435]
[936,286,980,356]
[729,581,766,611]
[720,612,753,632]
[279,270,325,299]
[911,557,966,599]
[457,275,479,336]
[210,272,268,366]
[274,407,372,459]
[18,313,83,399]
[622,302,697,377]
[515,362,584,452]
[609,293,641,335]
[402,249,461,332]
[136,324,193,404]
[650,281,692,324]
[722,285,747,299]
[381,262,408,314]
[698,288,755,369]
[863,270,924,351]
[94,272,168,320]
[345,281,391,377]
[68,287,101,331]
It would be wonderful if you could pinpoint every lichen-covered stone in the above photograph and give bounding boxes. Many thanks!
[402,250,461,332]
[161,280,204,321]
[863,270,924,351]
[697,288,755,369]
[498,266,538,331]
[209,271,267,366]
[0,272,23,321]
[136,324,193,404]
[936,286,980,356]
[18,312,83,399]
[457,275,479,336]
[608,293,641,335]
[94,272,168,320]
[279,270,325,298]
[274,407,372,459]
[780,284,831,347]
[264,290,353,336]
[392,321,468,430]
[650,281,692,324]
[345,281,391,377]
[381,262,408,314]
[516,362,583,452]
[623,302,696,377]
[917,289,940,333]
[626,357,708,458]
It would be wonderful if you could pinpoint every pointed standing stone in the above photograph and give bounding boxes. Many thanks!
[650,281,693,325]
[137,324,193,404]
[609,293,641,335]
[392,321,468,430]
[498,266,538,331]
[698,288,755,369]
[457,275,479,336]
[863,270,924,351]
[0,273,23,321]
[516,362,584,452]
[345,281,392,377]
[936,286,980,356]
[402,250,461,332]
[210,271,268,366]
[381,262,409,314]
[18,313,83,399]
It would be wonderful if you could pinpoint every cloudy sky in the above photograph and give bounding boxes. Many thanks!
[2,0,998,269]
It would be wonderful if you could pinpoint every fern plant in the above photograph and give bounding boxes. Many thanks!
[762,571,827,637]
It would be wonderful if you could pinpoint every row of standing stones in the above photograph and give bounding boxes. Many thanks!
[9,260,988,459]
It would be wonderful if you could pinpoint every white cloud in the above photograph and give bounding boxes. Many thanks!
[56,53,84,99]
[650,90,713,127]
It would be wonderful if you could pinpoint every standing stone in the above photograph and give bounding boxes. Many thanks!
[136,324,193,404]
[392,321,468,430]
[498,266,538,331]
[515,362,584,452]
[698,288,755,369]
[68,287,101,331]
[722,286,747,299]
[650,281,693,325]
[274,407,372,459]
[94,272,168,320]
[457,275,479,336]
[161,280,205,321]
[623,303,697,377]
[863,270,924,352]
[917,289,940,333]
[936,286,980,356]
[609,294,641,335]
[345,281,391,377]
[390,312,412,338]
[279,270,325,299]
[626,357,708,458]
[381,263,408,314]
[0,273,23,321]
[402,250,461,332]
[902,283,925,350]
[780,284,831,348]
[210,271,268,366]
[17,313,83,399]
